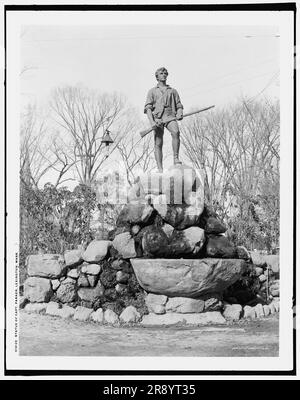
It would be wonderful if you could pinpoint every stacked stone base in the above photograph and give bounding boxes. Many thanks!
[138,291,279,326]
[22,301,140,325]
[21,252,280,327]
[21,164,279,327]
[21,295,279,327]
[22,245,147,325]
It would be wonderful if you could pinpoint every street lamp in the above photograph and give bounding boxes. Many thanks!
[101,129,114,153]
[75,129,114,159]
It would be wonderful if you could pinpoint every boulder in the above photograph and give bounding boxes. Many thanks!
[269,302,277,314]
[24,277,53,303]
[104,309,119,325]
[27,254,66,279]
[259,274,267,283]
[82,240,111,263]
[243,305,256,319]
[161,223,174,238]
[271,289,279,297]
[67,268,79,279]
[45,302,61,316]
[87,275,98,287]
[152,194,168,218]
[270,280,279,289]
[166,297,204,313]
[116,271,130,284]
[64,249,83,268]
[145,293,168,315]
[141,225,205,258]
[81,264,101,275]
[91,308,104,323]
[255,303,265,318]
[119,306,141,323]
[24,302,47,313]
[139,164,202,202]
[73,306,93,322]
[168,227,205,256]
[263,305,270,316]
[77,282,104,304]
[77,274,90,287]
[223,304,243,321]
[204,217,227,234]
[264,255,279,275]
[254,267,264,276]
[131,258,246,298]
[115,283,128,294]
[250,251,267,267]
[112,232,136,259]
[110,259,131,272]
[270,281,279,297]
[116,200,154,226]
[141,226,169,257]
[166,164,201,203]
[57,305,75,319]
[108,225,131,241]
[155,203,203,230]
[56,277,77,303]
[205,235,237,258]
[203,294,223,311]
[272,301,280,312]
[51,279,60,291]
[250,253,279,275]
[19,296,29,309]
[199,205,228,233]
[236,246,251,261]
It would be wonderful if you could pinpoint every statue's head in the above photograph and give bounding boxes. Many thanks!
[155,67,168,81]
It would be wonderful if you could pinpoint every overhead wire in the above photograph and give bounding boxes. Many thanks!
[246,71,280,103]
[182,57,278,92]
[184,69,279,100]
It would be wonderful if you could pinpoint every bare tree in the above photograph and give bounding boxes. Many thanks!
[20,105,52,187]
[50,86,131,185]
[181,97,280,219]
[116,120,156,185]
[20,105,76,188]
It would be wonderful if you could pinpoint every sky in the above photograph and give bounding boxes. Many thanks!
[20,23,280,187]
[21,24,279,112]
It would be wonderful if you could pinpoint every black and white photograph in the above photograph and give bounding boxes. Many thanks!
[3,2,297,377]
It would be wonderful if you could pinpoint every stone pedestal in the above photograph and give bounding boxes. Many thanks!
[131,258,247,298]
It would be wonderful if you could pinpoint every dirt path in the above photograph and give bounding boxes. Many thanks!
[19,311,279,357]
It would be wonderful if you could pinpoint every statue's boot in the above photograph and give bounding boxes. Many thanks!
[173,155,182,165]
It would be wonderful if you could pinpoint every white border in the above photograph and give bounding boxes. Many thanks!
[4,8,295,374]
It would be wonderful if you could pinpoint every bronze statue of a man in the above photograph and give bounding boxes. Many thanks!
[144,67,184,172]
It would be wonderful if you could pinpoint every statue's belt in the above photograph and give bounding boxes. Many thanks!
[154,107,177,125]
[154,115,177,125]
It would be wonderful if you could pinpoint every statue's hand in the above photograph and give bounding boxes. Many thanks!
[176,111,183,121]
[154,119,163,128]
